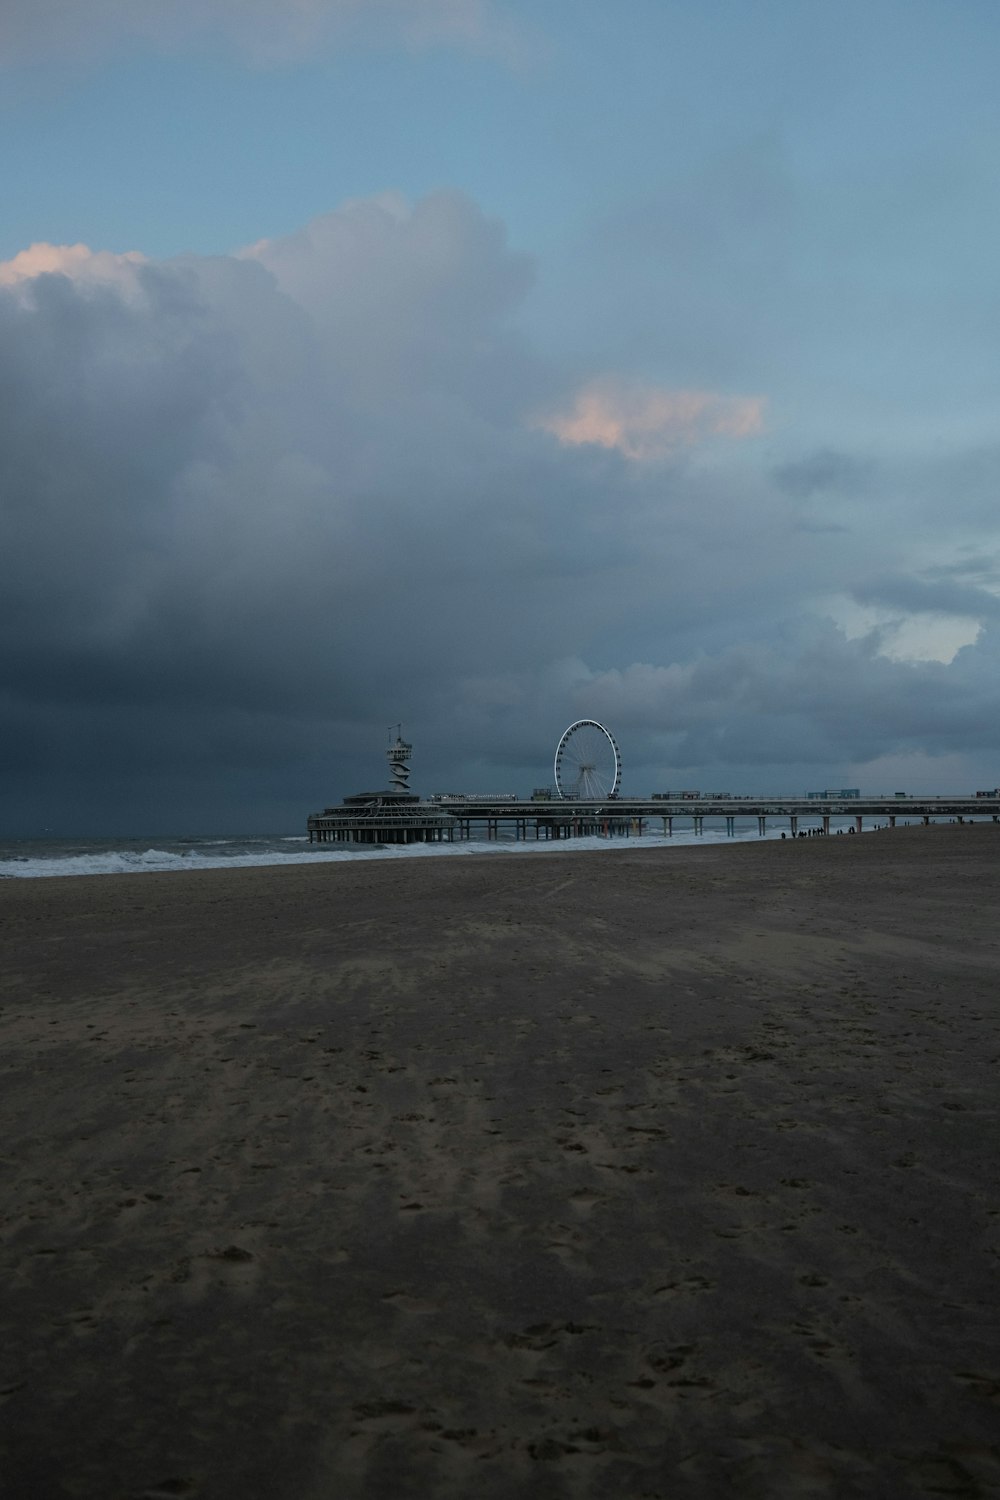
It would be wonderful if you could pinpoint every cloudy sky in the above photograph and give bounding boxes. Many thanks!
[3,0,999,834]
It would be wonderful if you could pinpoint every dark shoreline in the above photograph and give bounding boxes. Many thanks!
[2,825,998,1497]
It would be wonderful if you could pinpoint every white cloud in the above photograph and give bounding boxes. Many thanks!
[241,190,532,342]
[823,596,983,665]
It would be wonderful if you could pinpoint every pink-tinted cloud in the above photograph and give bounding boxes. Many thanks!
[537,378,766,460]
[0,242,146,291]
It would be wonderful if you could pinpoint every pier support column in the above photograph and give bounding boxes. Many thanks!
[790,815,798,837]
[889,814,896,828]
[855,814,863,833]
[694,815,703,835]
[822,815,830,834]
[725,816,735,836]
[923,815,930,826]
[757,816,766,837]
[663,817,672,836]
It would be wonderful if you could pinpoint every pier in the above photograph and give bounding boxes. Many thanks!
[307,792,1000,846]
[307,725,1000,845]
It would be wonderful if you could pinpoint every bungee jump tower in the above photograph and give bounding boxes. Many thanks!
[386,725,413,795]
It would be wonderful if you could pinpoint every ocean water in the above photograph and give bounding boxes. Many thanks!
[0,817,929,879]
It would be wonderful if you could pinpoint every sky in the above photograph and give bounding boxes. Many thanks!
[2,0,1000,835]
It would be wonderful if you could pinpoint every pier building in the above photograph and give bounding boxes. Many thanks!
[307,729,457,845]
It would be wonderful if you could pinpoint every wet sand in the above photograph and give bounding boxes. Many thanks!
[1,824,998,1498]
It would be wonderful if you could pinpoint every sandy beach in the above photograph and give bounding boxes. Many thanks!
[1,825,998,1498]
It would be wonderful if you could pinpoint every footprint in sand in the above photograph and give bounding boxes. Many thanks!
[569,1189,605,1213]
[502,1321,598,1356]
[651,1274,716,1297]
[381,1289,437,1314]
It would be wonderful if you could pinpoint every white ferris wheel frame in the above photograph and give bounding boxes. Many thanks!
[553,719,622,800]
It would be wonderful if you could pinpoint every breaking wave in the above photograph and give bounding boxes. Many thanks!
[0,823,804,879]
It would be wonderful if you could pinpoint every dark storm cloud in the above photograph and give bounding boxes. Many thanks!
[0,196,643,821]
[457,618,1000,782]
[923,553,1000,587]
[3,190,1000,831]
[0,261,241,661]
[772,448,874,501]
[852,575,1000,621]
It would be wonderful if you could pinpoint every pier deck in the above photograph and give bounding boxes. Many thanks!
[307,794,1000,845]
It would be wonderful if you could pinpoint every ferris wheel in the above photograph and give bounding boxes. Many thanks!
[554,720,622,800]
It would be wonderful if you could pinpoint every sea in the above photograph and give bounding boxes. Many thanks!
[0,816,933,879]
